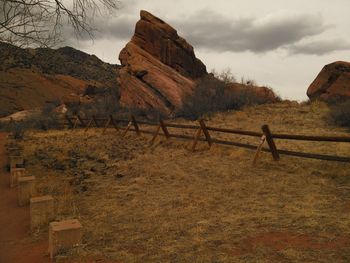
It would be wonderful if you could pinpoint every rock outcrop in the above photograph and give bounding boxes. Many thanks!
[307,61,350,100]
[118,10,207,116]
[0,42,120,117]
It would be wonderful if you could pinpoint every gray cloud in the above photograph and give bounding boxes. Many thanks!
[287,39,350,55]
[172,10,334,54]
[62,8,348,56]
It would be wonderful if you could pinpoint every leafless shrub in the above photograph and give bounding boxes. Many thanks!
[178,75,277,120]
[329,99,350,128]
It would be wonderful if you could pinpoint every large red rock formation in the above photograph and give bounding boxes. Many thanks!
[307,61,350,100]
[118,10,207,116]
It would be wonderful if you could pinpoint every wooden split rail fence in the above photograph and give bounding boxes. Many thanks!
[62,115,350,164]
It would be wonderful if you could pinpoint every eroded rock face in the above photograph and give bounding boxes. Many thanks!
[118,10,207,116]
[307,61,350,100]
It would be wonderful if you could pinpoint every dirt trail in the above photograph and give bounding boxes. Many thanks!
[0,132,49,263]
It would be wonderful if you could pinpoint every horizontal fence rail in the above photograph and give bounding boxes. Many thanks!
[60,115,350,163]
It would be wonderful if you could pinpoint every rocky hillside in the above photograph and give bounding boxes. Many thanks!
[0,10,279,119]
[0,42,120,117]
[307,61,350,101]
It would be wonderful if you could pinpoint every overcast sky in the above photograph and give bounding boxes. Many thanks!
[66,0,350,101]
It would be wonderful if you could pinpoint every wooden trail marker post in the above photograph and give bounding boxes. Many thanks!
[149,119,171,146]
[262,125,280,161]
[253,135,266,165]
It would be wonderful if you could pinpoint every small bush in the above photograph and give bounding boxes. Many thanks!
[177,75,276,120]
[329,99,350,128]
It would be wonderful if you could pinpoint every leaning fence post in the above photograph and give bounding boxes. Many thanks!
[192,127,202,152]
[159,119,170,139]
[65,115,74,129]
[92,115,100,128]
[110,115,119,131]
[102,117,111,134]
[199,119,212,148]
[131,115,140,136]
[72,117,79,129]
[149,124,161,146]
[262,125,279,161]
[253,135,266,165]
[122,121,132,137]
[84,118,93,132]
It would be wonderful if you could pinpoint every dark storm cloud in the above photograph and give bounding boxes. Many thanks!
[288,39,350,55]
[172,9,334,54]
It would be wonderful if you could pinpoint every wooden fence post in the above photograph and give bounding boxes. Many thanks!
[199,119,212,148]
[192,127,202,152]
[72,117,79,129]
[77,115,86,128]
[262,125,279,161]
[122,121,133,137]
[102,117,111,134]
[252,135,266,165]
[160,120,170,139]
[149,119,171,146]
[65,116,74,129]
[149,124,161,146]
[92,116,100,128]
[84,118,93,131]
[110,115,119,131]
[131,115,140,136]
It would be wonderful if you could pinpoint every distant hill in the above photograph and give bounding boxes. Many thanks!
[0,42,120,117]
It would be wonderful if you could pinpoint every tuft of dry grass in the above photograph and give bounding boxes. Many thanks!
[20,101,350,262]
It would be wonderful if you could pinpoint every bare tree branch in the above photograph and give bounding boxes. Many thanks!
[0,0,120,47]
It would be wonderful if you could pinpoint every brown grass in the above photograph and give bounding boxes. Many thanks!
[20,101,350,262]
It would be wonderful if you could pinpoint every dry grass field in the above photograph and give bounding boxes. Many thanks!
[20,101,350,262]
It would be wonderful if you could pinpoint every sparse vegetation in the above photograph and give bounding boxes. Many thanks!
[329,99,350,128]
[18,101,350,262]
[178,75,278,120]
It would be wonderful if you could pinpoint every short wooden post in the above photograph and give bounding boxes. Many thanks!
[131,115,140,135]
[10,155,24,169]
[192,127,202,152]
[18,176,36,206]
[49,219,82,260]
[199,119,212,148]
[262,125,279,161]
[10,167,26,188]
[253,135,266,165]
[30,195,55,230]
